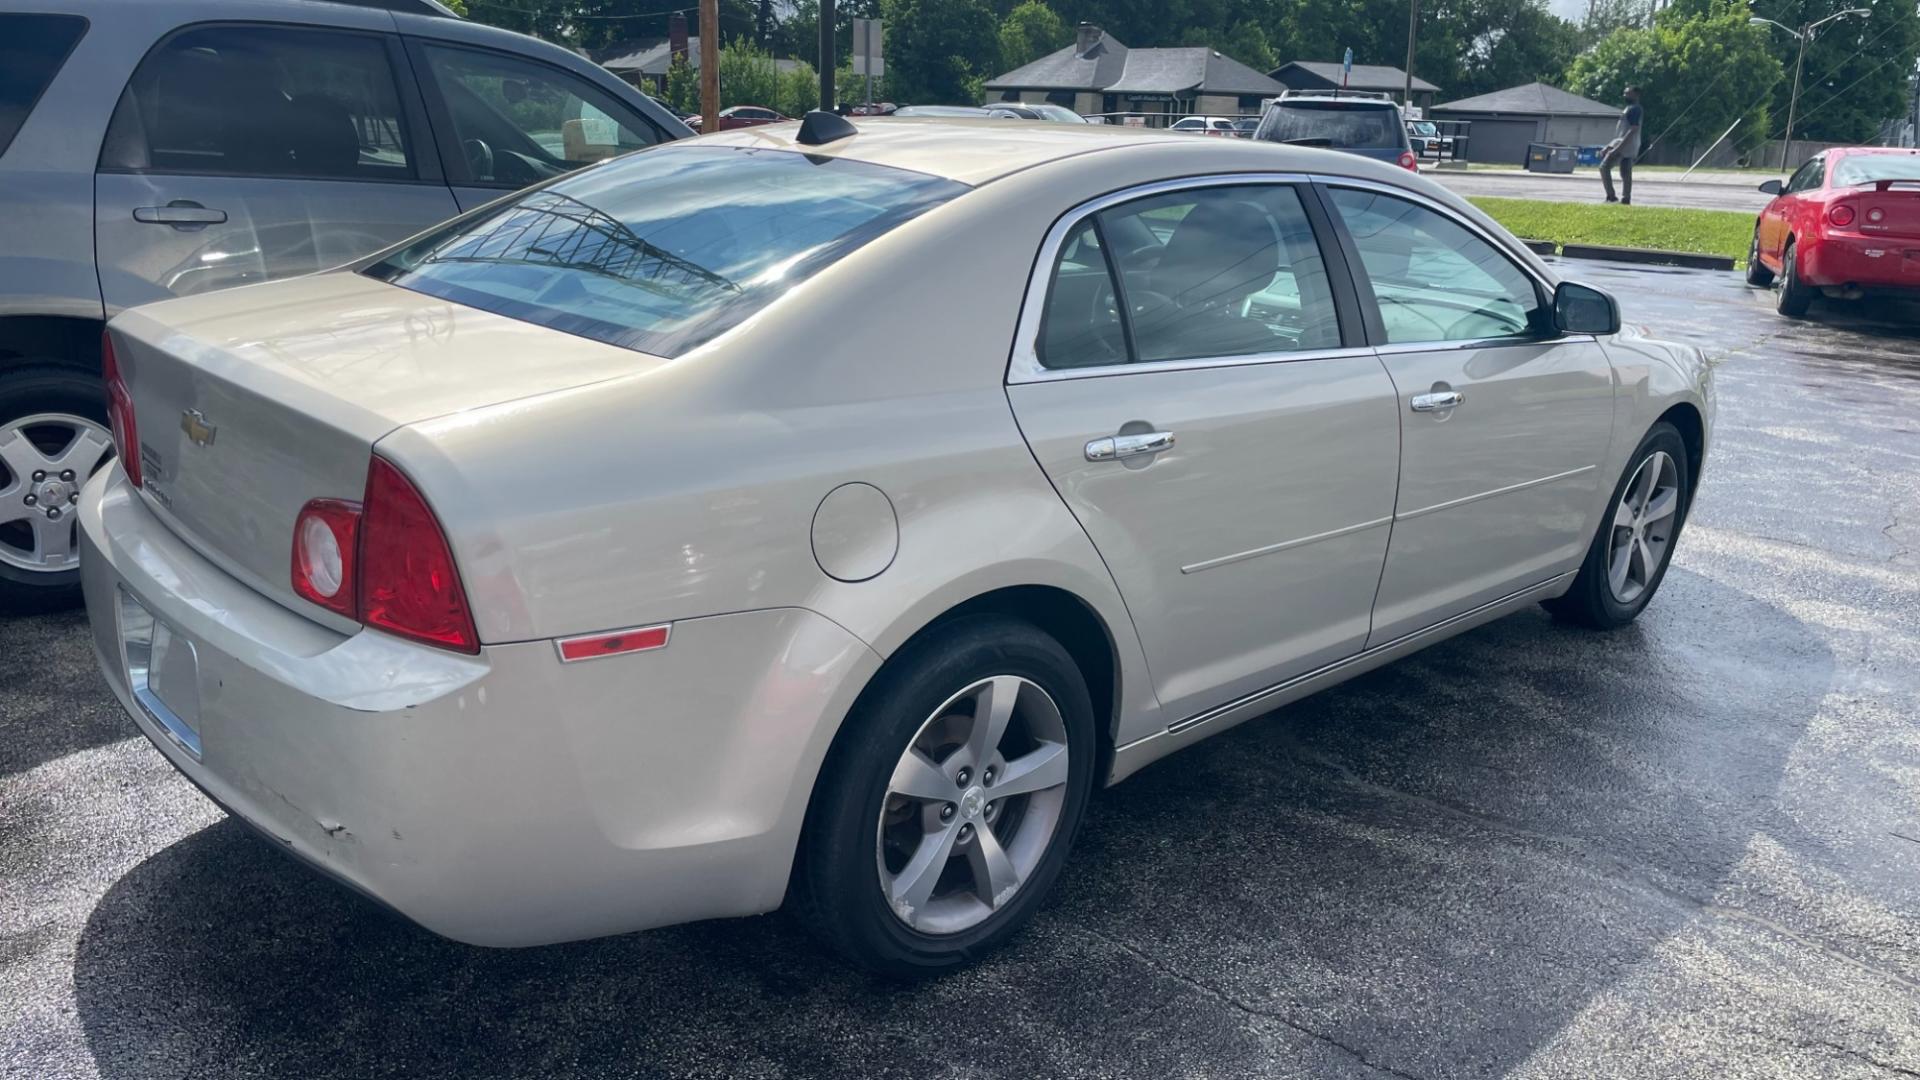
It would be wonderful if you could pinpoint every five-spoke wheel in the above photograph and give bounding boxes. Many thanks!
[1546,421,1693,628]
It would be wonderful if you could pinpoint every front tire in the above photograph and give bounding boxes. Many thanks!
[0,365,115,613]
[1776,239,1813,317]
[794,614,1096,977]
[1544,422,1691,629]
[1745,228,1775,287]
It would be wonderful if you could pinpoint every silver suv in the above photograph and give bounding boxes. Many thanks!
[0,0,686,609]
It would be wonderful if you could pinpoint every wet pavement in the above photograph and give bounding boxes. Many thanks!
[5,265,1919,1079]
[1435,170,1773,212]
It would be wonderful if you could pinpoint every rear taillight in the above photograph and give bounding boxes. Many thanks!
[1398,151,1419,171]
[102,331,140,487]
[288,456,478,652]
[292,499,360,617]
[358,456,478,653]
[1829,204,1856,227]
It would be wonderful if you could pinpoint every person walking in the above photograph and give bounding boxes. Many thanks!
[1601,86,1643,205]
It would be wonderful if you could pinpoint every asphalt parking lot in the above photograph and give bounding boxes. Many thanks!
[1434,169,1773,211]
[5,263,1919,1080]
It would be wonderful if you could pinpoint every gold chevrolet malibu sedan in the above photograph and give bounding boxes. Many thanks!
[80,115,1712,975]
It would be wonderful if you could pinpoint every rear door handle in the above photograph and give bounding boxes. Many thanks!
[1085,430,1176,461]
[134,203,228,227]
[1410,391,1463,412]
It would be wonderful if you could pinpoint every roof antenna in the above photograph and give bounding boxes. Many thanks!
[797,110,857,146]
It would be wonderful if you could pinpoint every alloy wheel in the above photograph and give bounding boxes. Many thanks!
[0,413,114,574]
[876,675,1071,935]
[1606,450,1679,605]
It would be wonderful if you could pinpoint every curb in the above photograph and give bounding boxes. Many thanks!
[1519,239,1557,256]
[1557,243,1735,271]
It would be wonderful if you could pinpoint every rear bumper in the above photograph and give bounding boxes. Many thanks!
[1799,233,1920,291]
[80,467,881,947]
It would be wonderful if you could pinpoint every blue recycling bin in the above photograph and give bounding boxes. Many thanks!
[1576,145,1603,167]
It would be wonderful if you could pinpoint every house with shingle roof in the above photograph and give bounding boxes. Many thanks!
[984,24,1287,123]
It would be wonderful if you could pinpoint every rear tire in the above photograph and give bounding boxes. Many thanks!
[793,614,1096,978]
[1744,228,1775,287]
[1544,422,1691,630]
[1776,239,1813,317]
[0,365,113,614]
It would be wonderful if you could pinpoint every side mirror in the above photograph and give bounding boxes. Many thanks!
[1759,178,1783,195]
[1555,281,1620,336]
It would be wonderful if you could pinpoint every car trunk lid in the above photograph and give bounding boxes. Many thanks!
[1846,180,1920,241]
[107,271,663,622]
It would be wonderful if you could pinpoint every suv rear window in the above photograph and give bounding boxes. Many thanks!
[0,14,87,159]
[367,145,967,357]
[1257,101,1403,149]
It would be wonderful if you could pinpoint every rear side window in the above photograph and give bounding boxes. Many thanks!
[367,145,967,358]
[1258,103,1403,149]
[1037,184,1343,369]
[0,14,88,160]
[419,43,662,188]
[100,25,414,181]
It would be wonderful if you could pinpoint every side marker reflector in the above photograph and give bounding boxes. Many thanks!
[556,624,671,663]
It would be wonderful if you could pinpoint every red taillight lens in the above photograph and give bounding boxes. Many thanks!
[1829,204,1856,227]
[1399,151,1419,171]
[357,455,478,653]
[101,331,141,487]
[292,499,361,617]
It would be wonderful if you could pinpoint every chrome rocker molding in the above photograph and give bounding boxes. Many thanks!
[1108,570,1578,783]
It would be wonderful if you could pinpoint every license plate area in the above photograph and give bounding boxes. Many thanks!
[119,588,204,760]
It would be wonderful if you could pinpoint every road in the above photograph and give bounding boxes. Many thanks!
[5,267,1920,1079]
[1433,169,1774,212]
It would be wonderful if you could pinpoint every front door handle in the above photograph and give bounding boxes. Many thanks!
[1085,430,1176,461]
[1410,391,1463,413]
[134,202,228,228]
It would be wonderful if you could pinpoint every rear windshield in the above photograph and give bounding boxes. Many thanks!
[1832,155,1920,188]
[367,145,966,357]
[1258,102,1403,149]
[0,14,88,159]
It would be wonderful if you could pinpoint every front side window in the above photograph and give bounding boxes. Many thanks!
[421,43,662,188]
[0,14,88,160]
[1785,157,1825,193]
[367,145,966,358]
[1328,187,1544,344]
[101,25,412,181]
[1036,184,1342,370]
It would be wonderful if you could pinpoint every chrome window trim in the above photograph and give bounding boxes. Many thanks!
[1009,171,1356,385]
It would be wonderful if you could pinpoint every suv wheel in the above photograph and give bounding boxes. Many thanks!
[0,366,115,612]
[795,614,1095,977]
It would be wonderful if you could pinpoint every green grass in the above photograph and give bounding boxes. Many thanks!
[1468,196,1752,265]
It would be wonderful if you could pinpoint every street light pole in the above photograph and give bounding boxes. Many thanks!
[1403,0,1421,109]
[1752,10,1869,172]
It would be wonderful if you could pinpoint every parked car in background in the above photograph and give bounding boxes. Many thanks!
[85,117,1710,977]
[1023,102,1093,123]
[686,104,790,132]
[0,0,687,611]
[1170,115,1239,136]
[1407,119,1454,159]
[894,104,1039,120]
[1232,117,1260,138]
[1254,90,1418,172]
[1749,147,1920,317]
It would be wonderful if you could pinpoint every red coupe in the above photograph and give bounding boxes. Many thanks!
[685,105,790,133]
[1749,147,1920,316]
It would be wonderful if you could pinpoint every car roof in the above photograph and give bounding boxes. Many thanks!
[693,117,1353,185]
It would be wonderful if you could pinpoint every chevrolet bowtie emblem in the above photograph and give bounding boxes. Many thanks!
[180,409,217,448]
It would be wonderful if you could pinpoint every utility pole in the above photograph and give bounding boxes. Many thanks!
[699,0,719,132]
[820,0,836,112]
[1751,11,1868,172]
[1403,0,1420,109]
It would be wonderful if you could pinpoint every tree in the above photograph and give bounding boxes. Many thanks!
[999,1,1070,73]
[1701,0,1920,143]
[443,0,468,14]
[665,54,699,114]
[1567,0,1784,156]
[778,60,822,115]
[880,0,999,104]
[718,41,783,109]
[755,0,776,48]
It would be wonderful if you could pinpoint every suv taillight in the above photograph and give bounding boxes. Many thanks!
[1398,151,1419,171]
[288,456,478,653]
[102,331,140,487]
